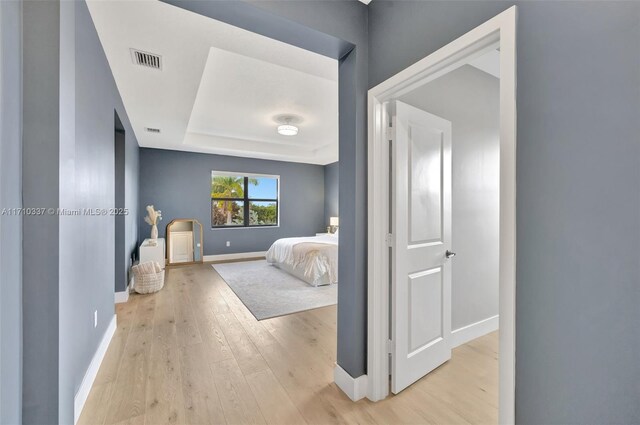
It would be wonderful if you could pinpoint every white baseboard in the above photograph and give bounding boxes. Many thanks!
[116,272,134,304]
[334,364,368,401]
[114,288,129,304]
[74,314,117,424]
[204,251,267,263]
[452,314,499,348]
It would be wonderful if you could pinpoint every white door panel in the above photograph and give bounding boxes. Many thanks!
[409,125,443,244]
[392,101,453,394]
[408,267,443,353]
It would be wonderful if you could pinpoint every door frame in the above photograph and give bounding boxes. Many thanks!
[367,6,517,424]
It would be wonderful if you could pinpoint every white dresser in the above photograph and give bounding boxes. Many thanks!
[139,238,165,269]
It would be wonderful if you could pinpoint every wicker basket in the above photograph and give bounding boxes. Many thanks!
[132,261,165,294]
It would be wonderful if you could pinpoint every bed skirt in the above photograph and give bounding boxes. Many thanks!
[272,261,334,287]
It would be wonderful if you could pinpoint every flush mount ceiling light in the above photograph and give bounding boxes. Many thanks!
[277,124,298,136]
[275,115,302,136]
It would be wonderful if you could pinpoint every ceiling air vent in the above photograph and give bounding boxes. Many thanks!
[145,127,161,134]
[130,49,162,70]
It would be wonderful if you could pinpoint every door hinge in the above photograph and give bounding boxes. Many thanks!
[385,125,394,141]
[385,233,393,247]
[387,339,394,354]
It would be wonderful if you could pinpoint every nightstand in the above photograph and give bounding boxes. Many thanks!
[139,238,165,269]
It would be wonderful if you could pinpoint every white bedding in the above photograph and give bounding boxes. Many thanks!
[265,234,338,287]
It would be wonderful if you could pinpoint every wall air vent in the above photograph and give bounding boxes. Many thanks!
[145,127,161,134]
[130,49,162,70]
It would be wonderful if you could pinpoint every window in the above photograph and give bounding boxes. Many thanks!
[211,172,279,228]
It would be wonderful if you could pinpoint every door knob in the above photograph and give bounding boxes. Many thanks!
[445,250,456,259]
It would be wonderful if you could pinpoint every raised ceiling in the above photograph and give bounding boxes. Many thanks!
[87,0,338,165]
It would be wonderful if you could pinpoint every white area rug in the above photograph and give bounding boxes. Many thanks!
[212,260,337,320]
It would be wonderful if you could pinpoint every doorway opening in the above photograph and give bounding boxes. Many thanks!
[80,2,365,424]
[114,111,126,298]
[368,6,516,424]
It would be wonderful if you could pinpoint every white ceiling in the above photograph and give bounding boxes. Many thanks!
[468,49,500,78]
[399,64,499,115]
[87,0,338,165]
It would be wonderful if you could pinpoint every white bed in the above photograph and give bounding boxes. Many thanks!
[265,233,338,287]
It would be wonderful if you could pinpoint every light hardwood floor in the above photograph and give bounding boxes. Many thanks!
[79,263,498,425]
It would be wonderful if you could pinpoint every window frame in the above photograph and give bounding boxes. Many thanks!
[211,172,280,229]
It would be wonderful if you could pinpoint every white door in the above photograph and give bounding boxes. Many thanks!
[391,101,453,393]
[171,231,194,263]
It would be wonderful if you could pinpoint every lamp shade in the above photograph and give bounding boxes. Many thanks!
[329,217,339,226]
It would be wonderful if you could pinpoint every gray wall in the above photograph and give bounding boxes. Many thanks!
[323,161,339,227]
[139,148,326,255]
[22,1,61,422]
[59,3,140,423]
[0,1,23,423]
[22,1,140,423]
[401,65,500,332]
[246,0,370,379]
[370,1,640,423]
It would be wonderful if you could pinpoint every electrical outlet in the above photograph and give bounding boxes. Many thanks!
[226,241,230,247]
[94,310,98,328]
